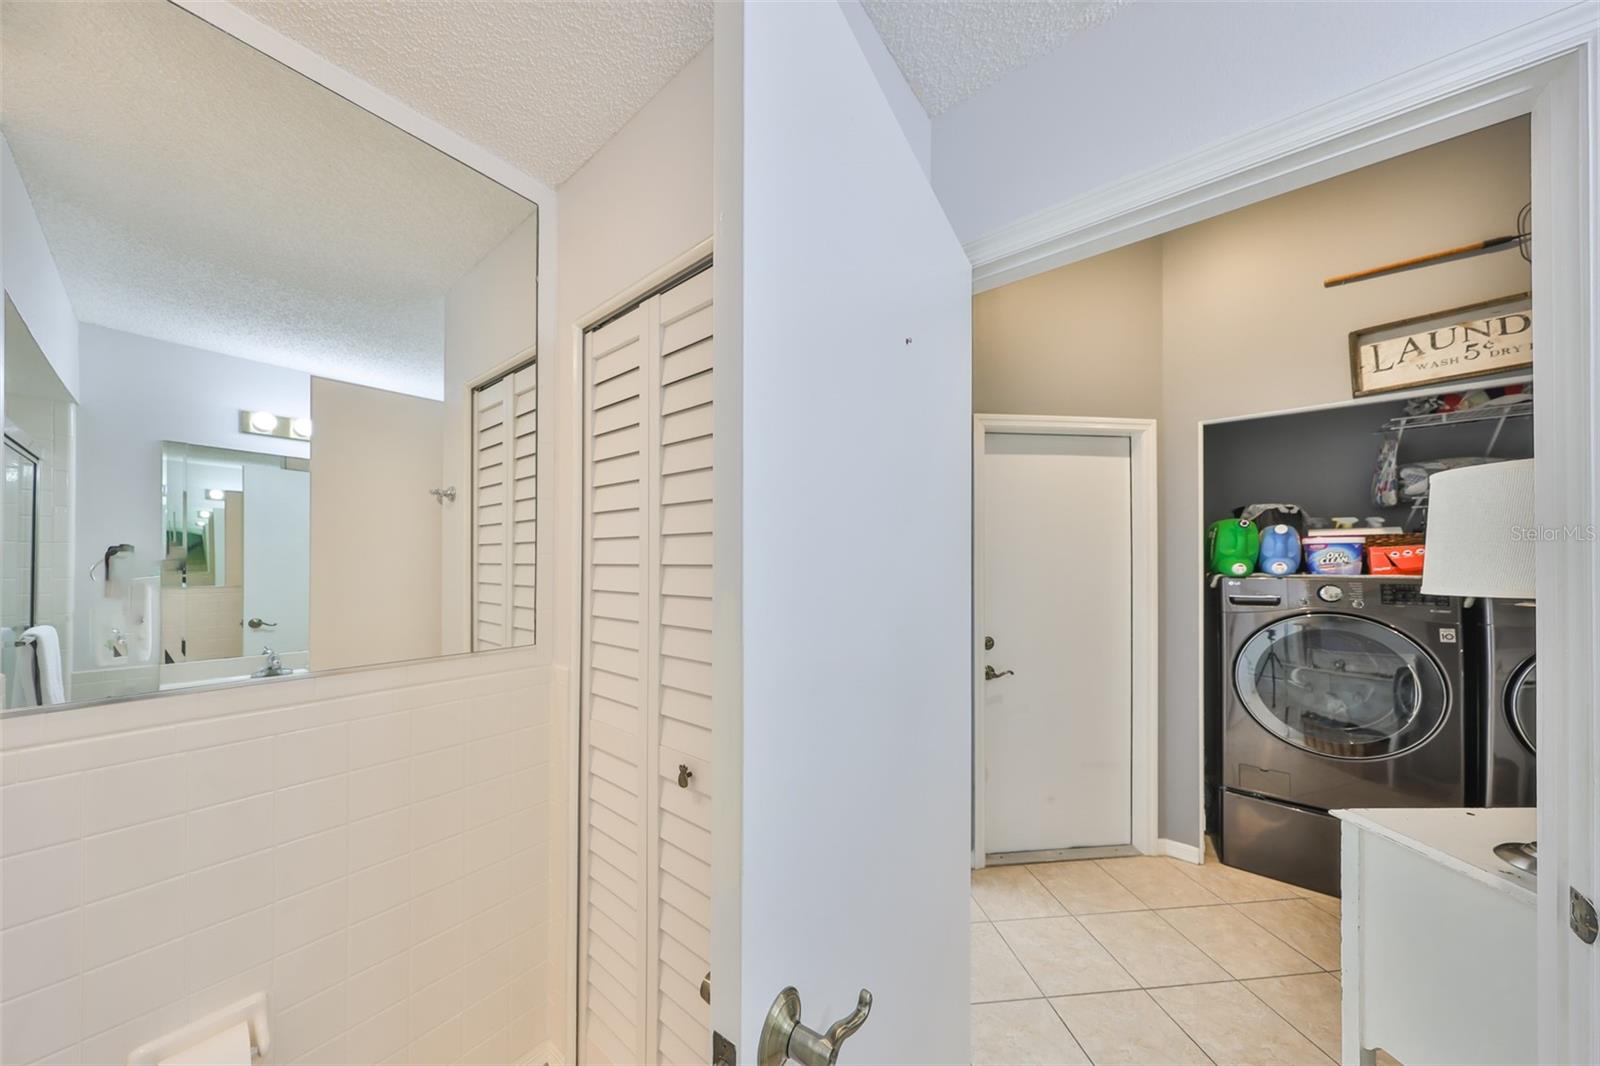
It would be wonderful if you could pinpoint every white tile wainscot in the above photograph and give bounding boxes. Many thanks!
[1336,807,1537,1066]
[0,650,557,1066]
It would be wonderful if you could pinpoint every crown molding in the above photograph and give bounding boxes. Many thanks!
[966,2,1600,292]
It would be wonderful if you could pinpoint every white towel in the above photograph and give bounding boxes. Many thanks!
[11,625,66,707]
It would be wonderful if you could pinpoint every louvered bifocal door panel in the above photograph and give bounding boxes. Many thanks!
[649,266,714,1066]
[507,363,538,644]
[580,307,650,1066]
[472,378,509,649]
[581,265,713,1066]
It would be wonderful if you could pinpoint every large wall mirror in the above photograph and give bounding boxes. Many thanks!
[0,0,540,713]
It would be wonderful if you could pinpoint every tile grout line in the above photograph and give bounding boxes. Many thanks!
[984,892,1306,924]
[1150,902,1320,981]
[1235,974,1342,1066]
[1230,898,1342,973]
[1138,984,1221,1066]
[988,917,1047,1001]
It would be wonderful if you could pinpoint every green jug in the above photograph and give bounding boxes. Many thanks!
[1208,518,1260,577]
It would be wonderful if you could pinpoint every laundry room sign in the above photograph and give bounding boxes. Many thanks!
[1348,293,1532,397]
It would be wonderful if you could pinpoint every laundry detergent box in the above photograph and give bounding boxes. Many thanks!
[1302,532,1366,575]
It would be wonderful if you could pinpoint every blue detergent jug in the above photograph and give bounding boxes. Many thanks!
[1258,524,1301,575]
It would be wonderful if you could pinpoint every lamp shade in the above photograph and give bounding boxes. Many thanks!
[1421,458,1535,599]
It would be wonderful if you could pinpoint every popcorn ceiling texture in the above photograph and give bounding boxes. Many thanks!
[240,0,716,187]
[0,0,536,399]
[863,0,1125,116]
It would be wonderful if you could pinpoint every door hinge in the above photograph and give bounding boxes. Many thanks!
[712,1030,736,1066]
[1571,886,1599,945]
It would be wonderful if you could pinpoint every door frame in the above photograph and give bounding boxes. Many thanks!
[965,7,1596,1056]
[972,414,1159,867]
[563,238,714,1064]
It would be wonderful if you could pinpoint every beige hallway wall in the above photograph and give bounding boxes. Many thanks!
[972,116,1534,846]
[974,239,1163,418]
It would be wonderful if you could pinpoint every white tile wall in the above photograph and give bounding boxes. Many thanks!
[0,651,554,1065]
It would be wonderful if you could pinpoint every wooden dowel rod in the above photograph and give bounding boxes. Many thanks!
[1323,234,1520,288]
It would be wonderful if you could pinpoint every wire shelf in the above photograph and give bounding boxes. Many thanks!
[1380,401,1533,434]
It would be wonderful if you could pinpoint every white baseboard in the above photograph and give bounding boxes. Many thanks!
[1157,837,1204,864]
[519,1041,563,1066]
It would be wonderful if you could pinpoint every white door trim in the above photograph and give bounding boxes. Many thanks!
[972,414,1158,868]
[960,8,1596,1057]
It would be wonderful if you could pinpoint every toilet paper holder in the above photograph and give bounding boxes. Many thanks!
[127,992,271,1065]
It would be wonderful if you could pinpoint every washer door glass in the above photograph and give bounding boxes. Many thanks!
[1234,614,1449,760]
[1508,658,1536,753]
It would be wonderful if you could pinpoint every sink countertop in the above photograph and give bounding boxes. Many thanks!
[1333,806,1537,903]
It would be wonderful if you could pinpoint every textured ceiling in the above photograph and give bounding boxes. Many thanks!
[0,0,535,399]
[239,0,716,188]
[863,0,1125,116]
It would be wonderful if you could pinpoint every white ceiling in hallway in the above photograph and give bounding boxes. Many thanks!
[862,0,1125,116]
[238,0,716,188]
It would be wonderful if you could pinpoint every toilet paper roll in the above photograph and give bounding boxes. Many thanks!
[158,1021,252,1066]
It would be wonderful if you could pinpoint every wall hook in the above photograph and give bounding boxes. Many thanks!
[430,487,456,505]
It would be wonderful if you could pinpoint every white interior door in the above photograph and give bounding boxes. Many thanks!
[579,266,713,1066]
[714,3,972,1061]
[240,458,309,656]
[981,432,1133,856]
[307,376,443,670]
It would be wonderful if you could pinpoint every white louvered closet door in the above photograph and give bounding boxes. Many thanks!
[472,359,537,649]
[580,265,713,1066]
[473,379,510,649]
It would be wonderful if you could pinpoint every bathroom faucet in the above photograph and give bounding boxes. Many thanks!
[251,647,287,678]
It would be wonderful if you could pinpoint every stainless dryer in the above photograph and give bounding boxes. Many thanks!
[1473,598,1536,807]
[1219,575,1468,894]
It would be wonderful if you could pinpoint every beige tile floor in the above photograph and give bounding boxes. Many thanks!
[969,847,1372,1066]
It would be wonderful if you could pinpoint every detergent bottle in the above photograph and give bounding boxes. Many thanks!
[1257,524,1302,575]
[1207,519,1260,577]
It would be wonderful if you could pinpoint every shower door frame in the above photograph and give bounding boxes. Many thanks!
[4,434,42,632]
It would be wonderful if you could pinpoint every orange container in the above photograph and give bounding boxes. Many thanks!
[1367,540,1425,575]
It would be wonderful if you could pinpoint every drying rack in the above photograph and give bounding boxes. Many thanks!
[1379,399,1533,528]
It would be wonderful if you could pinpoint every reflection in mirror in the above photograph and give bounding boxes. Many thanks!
[1,0,539,712]
[158,443,311,691]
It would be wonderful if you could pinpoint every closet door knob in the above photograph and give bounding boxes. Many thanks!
[677,764,694,789]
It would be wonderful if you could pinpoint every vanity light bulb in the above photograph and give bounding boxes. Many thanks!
[290,417,313,439]
[198,509,212,519]
[249,410,279,433]
[206,489,224,501]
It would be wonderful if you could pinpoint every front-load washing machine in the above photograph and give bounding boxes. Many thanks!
[1472,598,1536,807]
[1219,575,1468,894]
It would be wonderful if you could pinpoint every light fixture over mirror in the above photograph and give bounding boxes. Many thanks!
[0,0,541,715]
